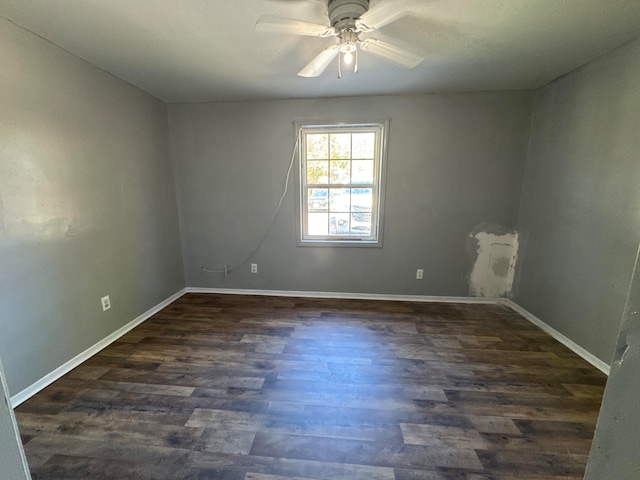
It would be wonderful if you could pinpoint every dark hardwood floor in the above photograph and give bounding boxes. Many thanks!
[16,293,607,479]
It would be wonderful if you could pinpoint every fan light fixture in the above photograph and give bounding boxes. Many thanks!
[329,0,366,77]
[338,29,358,71]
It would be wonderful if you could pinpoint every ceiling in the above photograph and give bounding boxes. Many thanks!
[2,0,640,103]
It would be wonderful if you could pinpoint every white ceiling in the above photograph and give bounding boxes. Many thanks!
[2,0,640,103]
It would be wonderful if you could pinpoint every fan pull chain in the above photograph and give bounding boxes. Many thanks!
[337,52,342,79]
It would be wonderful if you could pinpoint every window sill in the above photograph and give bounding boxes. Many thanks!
[297,239,383,248]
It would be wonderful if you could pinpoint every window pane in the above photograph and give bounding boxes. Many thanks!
[351,188,373,212]
[308,188,328,212]
[307,134,328,159]
[330,188,350,212]
[330,133,351,159]
[330,213,350,235]
[351,212,371,235]
[307,161,329,184]
[299,123,385,245]
[308,212,328,235]
[352,133,375,159]
[329,160,350,184]
[352,160,374,184]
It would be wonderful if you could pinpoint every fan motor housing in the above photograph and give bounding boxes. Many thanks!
[328,0,369,29]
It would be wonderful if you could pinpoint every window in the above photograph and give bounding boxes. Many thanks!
[297,121,387,246]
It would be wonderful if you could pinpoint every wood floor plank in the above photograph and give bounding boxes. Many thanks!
[15,293,606,479]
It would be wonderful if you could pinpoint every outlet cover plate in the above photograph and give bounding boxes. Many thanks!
[101,295,111,311]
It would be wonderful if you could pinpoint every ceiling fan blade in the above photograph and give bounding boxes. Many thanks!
[255,15,335,37]
[360,38,425,68]
[298,45,340,77]
[355,2,417,32]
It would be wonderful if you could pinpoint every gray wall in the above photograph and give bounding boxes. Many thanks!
[516,38,640,363]
[0,18,185,395]
[585,242,640,479]
[168,93,533,296]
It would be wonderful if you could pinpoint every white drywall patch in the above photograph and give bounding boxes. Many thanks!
[468,225,519,298]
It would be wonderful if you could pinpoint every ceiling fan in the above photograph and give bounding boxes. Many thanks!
[256,0,425,78]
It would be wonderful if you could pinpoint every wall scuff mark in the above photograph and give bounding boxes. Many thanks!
[467,223,519,298]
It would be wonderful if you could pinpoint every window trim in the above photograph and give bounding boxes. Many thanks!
[294,119,389,247]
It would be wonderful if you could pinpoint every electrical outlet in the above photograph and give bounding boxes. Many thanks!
[251,263,258,274]
[101,295,111,311]
[416,269,424,280]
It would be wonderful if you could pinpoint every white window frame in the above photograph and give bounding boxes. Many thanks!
[295,120,388,247]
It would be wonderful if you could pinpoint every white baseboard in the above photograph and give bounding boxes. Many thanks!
[501,299,610,375]
[186,287,501,304]
[11,288,187,407]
